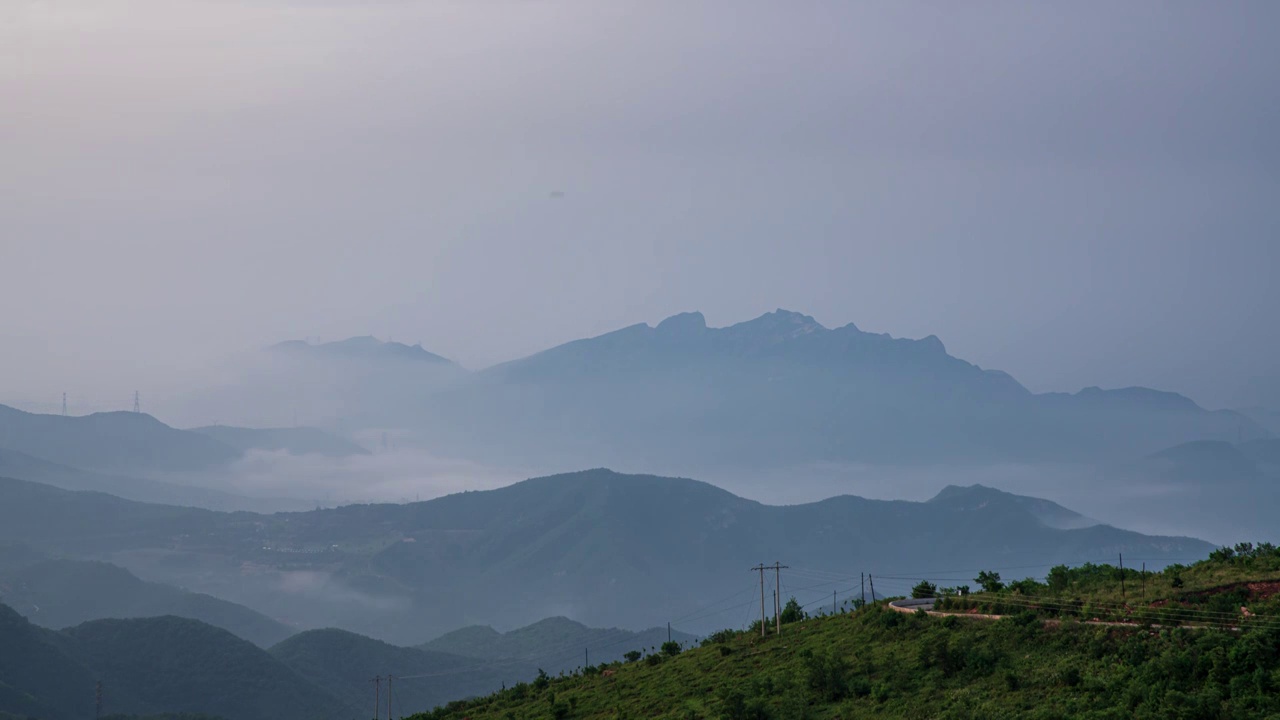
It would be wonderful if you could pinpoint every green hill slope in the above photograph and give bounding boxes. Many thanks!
[406,548,1280,720]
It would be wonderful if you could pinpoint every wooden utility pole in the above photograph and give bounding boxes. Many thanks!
[751,564,767,636]
[585,648,589,668]
[95,680,103,720]
[667,622,671,643]
[371,676,381,720]
[387,675,393,720]
[771,562,789,635]
[869,574,875,603]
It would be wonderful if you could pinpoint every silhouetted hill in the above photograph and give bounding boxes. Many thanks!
[1240,438,1280,467]
[64,616,352,720]
[0,602,95,720]
[189,425,369,457]
[0,404,240,474]
[271,629,533,716]
[0,471,1215,638]
[411,310,1264,469]
[0,558,294,647]
[0,447,293,511]
[421,616,696,673]
[1236,406,1280,435]
[1149,440,1262,481]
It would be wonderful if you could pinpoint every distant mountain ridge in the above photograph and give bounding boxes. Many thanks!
[0,604,350,720]
[0,469,1214,640]
[420,616,697,673]
[408,309,1265,468]
[0,556,294,647]
[0,402,366,483]
[270,336,458,366]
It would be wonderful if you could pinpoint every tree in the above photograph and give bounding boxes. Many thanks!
[780,597,806,624]
[911,580,938,599]
[661,641,682,657]
[975,570,1004,593]
[1046,565,1070,593]
[623,650,642,663]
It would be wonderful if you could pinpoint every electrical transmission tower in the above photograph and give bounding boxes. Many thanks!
[95,680,103,720]
[133,391,140,413]
[62,392,67,416]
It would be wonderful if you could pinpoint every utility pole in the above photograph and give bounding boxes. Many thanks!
[771,562,788,635]
[751,564,767,636]
[585,648,589,668]
[667,621,671,643]
[861,573,866,608]
[95,680,103,720]
[371,676,381,720]
[869,574,875,603]
[387,675,392,720]
[1119,554,1126,600]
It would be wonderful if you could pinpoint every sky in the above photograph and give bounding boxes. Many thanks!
[2,0,1278,413]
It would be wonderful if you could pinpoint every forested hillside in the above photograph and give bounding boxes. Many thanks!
[408,547,1280,720]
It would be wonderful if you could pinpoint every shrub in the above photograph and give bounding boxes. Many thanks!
[911,580,938,598]
[804,649,852,701]
[662,640,682,657]
[533,669,550,691]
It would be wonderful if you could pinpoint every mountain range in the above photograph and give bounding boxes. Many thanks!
[188,310,1267,471]
[0,552,294,647]
[0,469,1214,642]
[1,399,371,479]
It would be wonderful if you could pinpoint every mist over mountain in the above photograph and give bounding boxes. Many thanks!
[0,404,240,475]
[0,469,1213,642]
[183,311,1263,473]
[0,555,294,647]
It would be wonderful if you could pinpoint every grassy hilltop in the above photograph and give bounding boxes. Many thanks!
[407,545,1280,720]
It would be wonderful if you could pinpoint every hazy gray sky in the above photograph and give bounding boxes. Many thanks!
[2,0,1277,412]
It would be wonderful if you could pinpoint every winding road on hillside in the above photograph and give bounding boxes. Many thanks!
[886,596,1241,630]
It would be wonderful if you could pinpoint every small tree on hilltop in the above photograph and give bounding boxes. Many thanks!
[624,650,642,663]
[975,570,1004,593]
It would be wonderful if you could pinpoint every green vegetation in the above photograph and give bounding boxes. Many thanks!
[943,542,1280,627]
[404,548,1280,720]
